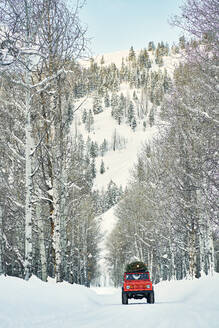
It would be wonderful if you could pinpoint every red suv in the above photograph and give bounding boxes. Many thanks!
[122,271,155,304]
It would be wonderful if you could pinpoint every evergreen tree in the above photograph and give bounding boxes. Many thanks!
[93,94,103,114]
[91,158,96,179]
[111,93,119,117]
[85,110,94,133]
[179,36,186,49]
[90,141,98,158]
[114,93,125,125]
[128,46,136,62]
[100,159,105,174]
[155,45,164,67]
[138,48,151,69]
[148,41,155,51]
[127,101,135,126]
[82,108,87,124]
[104,91,110,107]
[100,55,105,65]
[131,117,137,131]
[163,69,171,93]
[149,106,155,127]
[100,139,108,157]
[105,180,123,210]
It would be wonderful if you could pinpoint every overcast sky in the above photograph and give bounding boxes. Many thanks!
[79,0,185,55]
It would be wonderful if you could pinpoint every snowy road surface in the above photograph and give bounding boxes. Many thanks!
[0,274,219,328]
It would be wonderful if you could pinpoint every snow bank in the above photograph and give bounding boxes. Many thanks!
[0,276,100,328]
[0,274,219,328]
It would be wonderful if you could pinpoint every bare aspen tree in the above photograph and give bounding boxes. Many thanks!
[0,206,3,275]
[0,0,87,281]
[0,0,45,280]
[36,190,47,282]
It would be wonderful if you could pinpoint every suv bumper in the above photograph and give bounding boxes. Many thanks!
[123,290,153,299]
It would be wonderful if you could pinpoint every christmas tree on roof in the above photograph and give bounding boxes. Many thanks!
[125,261,148,272]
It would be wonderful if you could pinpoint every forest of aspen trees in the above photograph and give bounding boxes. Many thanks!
[0,0,218,287]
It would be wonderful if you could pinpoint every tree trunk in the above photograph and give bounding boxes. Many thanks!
[24,74,33,281]
[206,216,215,275]
[36,197,47,282]
[23,0,34,282]
[52,176,62,282]
[0,206,3,275]
[189,225,196,279]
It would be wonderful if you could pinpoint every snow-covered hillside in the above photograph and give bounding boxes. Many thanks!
[0,274,218,328]
[75,47,180,191]
[98,205,118,286]
[74,99,159,190]
[81,48,180,74]
[75,48,181,283]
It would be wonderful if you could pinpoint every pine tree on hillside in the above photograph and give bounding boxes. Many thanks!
[149,106,155,127]
[179,36,186,49]
[114,93,126,125]
[105,180,123,210]
[100,159,105,174]
[91,158,96,178]
[137,48,151,69]
[100,139,108,157]
[93,94,103,114]
[112,129,117,151]
[148,41,155,52]
[164,42,170,55]
[159,41,166,56]
[131,117,137,131]
[85,110,94,133]
[104,91,110,107]
[155,46,164,67]
[100,55,105,65]
[111,93,119,117]
[127,101,135,126]
[90,141,98,158]
[171,44,179,54]
[82,108,87,123]
[128,46,136,62]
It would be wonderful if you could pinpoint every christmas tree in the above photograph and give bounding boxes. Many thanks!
[125,261,148,272]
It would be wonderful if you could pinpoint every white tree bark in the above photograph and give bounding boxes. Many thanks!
[52,175,62,282]
[0,206,3,275]
[36,196,47,282]
[24,71,33,281]
[206,216,215,275]
[24,0,34,281]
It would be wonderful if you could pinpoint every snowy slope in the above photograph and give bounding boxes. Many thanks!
[76,49,180,191]
[81,48,180,73]
[98,205,118,286]
[74,103,159,283]
[75,49,180,277]
[0,274,218,328]
[74,92,159,190]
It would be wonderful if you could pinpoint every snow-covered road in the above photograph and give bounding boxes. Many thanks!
[0,274,218,328]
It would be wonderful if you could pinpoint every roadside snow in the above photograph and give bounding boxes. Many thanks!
[0,274,218,328]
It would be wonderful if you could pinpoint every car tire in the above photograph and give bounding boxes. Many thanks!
[147,291,155,304]
[122,292,128,304]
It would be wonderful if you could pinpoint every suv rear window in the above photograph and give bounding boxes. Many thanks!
[126,273,149,280]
